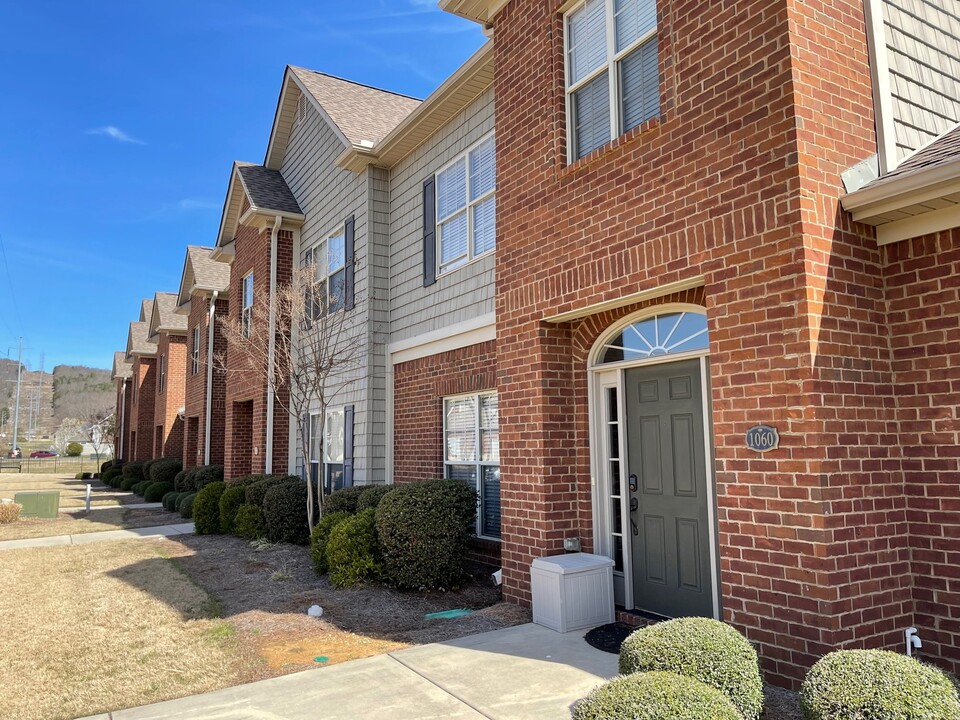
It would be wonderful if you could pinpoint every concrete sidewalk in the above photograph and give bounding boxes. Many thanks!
[63,502,164,513]
[77,623,617,720]
[0,522,194,551]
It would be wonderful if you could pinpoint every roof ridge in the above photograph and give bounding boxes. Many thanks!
[289,65,423,103]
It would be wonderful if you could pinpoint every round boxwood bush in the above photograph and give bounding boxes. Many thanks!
[144,481,173,503]
[142,458,158,481]
[120,476,138,491]
[234,504,266,540]
[132,480,151,497]
[174,468,191,492]
[161,491,181,511]
[619,618,763,720]
[246,475,299,508]
[121,462,144,485]
[357,485,395,512]
[226,473,271,488]
[326,509,381,588]
[193,482,225,534]
[263,481,309,545]
[573,671,742,720]
[375,478,478,591]
[310,511,352,575]
[177,491,197,515]
[149,457,182,485]
[324,486,365,515]
[193,464,224,490]
[102,467,122,485]
[800,650,960,720]
[219,485,247,534]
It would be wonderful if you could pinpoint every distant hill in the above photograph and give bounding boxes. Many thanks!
[52,365,114,421]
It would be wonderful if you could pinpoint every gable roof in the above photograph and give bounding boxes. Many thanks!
[178,246,230,307]
[264,65,421,170]
[149,292,188,337]
[126,321,157,359]
[214,160,306,249]
[112,351,132,381]
[139,299,152,323]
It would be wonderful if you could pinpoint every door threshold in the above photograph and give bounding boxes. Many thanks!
[617,607,669,628]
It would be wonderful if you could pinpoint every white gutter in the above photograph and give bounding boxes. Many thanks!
[204,289,219,466]
[265,215,282,474]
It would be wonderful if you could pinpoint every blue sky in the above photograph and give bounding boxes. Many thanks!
[0,0,485,373]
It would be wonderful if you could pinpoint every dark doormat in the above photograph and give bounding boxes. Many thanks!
[584,622,635,654]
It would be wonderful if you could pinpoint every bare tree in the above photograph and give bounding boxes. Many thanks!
[219,262,362,527]
[85,413,114,469]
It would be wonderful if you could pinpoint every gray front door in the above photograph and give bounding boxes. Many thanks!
[626,358,714,618]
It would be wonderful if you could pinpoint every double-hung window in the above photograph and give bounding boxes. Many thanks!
[309,409,345,493]
[566,0,660,160]
[241,273,254,338]
[304,227,346,321]
[191,327,200,375]
[436,134,496,275]
[444,392,500,540]
[158,354,166,393]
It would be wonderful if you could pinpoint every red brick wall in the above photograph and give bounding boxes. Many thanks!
[223,220,292,480]
[492,0,899,685]
[885,228,960,674]
[130,356,156,462]
[184,293,229,468]
[114,379,132,459]
[153,333,186,459]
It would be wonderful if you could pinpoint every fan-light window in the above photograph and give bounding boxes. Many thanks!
[600,312,708,364]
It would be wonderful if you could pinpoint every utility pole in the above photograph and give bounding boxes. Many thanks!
[11,337,22,456]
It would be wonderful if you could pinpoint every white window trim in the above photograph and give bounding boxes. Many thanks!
[241,272,254,338]
[443,390,500,541]
[564,0,658,162]
[303,223,347,320]
[191,327,200,375]
[309,407,345,491]
[435,132,496,278]
[158,353,166,393]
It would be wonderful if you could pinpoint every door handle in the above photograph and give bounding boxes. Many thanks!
[630,497,639,513]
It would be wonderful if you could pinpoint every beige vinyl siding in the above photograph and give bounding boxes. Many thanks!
[882,0,960,159]
[281,97,384,484]
[389,87,496,344]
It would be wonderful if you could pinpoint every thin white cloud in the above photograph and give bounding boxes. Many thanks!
[86,126,146,145]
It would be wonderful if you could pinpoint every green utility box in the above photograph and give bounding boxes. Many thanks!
[13,491,60,518]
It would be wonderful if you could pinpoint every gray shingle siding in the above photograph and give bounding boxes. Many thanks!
[389,88,496,344]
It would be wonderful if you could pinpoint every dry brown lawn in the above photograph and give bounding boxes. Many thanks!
[0,506,186,541]
[0,472,127,509]
[0,540,241,720]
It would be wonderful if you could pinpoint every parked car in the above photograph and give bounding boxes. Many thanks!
[29,450,57,458]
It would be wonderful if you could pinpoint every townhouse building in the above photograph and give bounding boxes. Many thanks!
[148,292,187,459]
[111,352,132,459]
[176,246,230,469]
[442,0,960,685]
[123,300,158,462]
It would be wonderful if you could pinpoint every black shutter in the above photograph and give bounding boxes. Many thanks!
[344,215,355,311]
[343,404,355,487]
[422,175,437,287]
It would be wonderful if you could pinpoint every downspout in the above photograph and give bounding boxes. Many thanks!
[119,382,127,458]
[204,290,219,466]
[265,215,282,474]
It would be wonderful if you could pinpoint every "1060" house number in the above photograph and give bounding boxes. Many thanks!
[745,425,779,453]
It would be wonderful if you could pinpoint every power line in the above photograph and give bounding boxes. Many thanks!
[0,233,23,335]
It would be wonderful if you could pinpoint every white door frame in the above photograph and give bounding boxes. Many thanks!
[587,305,720,619]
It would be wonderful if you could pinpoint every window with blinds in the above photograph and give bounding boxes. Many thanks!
[436,133,496,275]
[566,0,660,160]
[444,391,500,540]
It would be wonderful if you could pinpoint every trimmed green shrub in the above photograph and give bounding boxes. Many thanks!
[246,475,298,508]
[132,480,151,497]
[226,473,271,488]
[619,618,763,720]
[326,509,380,588]
[102,467,123,486]
[324,486,365,515]
[375,479,478,591]
[142,458,158,480]
[800,650,960,720]
[310,511,352,575]
[100,459,115,473]
[177,491,195,511]
[161,491,180,511]
[573,671,741,720]
[75,472,83,480]
[263,481,309,545]
[234,504,266,540]
[121,462,144,485]
[144,481,173,503]
[193,464,224,490]
[120,476,138,491]
[193,482,225,535]
[219,485,247,534]
[179,493,197,519]
[65,442,82,457]
[357,485,395,512]
[148,457,182,485]
[173,468,190,492]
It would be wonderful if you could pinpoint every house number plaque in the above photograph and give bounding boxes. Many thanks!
[745,425,779,453]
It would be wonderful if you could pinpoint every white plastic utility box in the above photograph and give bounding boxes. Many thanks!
[531,553,615,633]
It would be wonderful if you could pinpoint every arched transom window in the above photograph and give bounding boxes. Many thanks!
[599,311,708,365]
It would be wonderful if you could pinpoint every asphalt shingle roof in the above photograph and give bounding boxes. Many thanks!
[153,292,188,334]
[112,351,132,380]
[186,246,230,292]
[127,321,157,357]
[866,123,960,190]
[290,66,421,147]
[237,164,303,215]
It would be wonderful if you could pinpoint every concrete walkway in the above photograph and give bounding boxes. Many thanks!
[63,502,164,513]
[77,623,617,720]
[0,522,194,551]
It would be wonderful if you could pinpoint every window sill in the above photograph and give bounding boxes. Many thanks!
[435,250,495,282]
[560,116,662,180]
